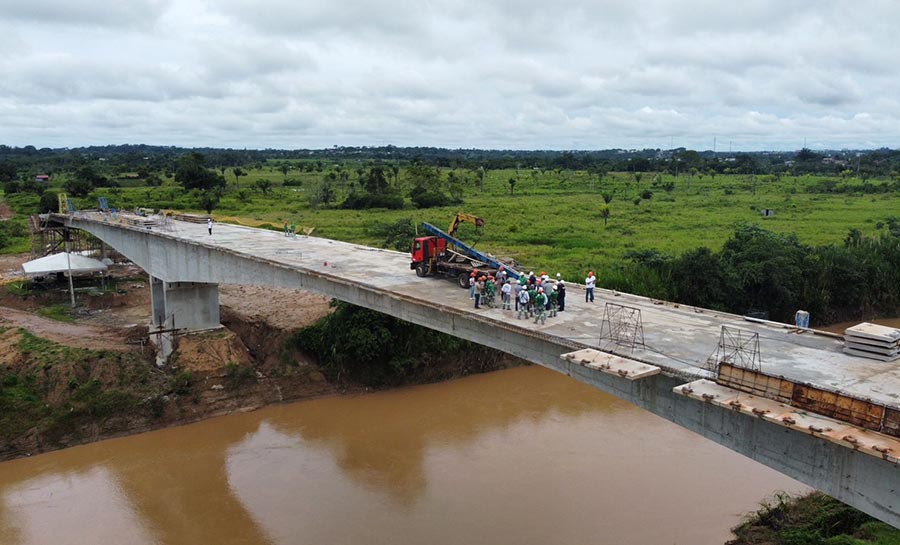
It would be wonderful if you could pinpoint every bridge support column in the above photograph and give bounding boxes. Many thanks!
[149,275,221,366]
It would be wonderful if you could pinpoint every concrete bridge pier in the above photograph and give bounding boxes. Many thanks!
[149,276,221,366]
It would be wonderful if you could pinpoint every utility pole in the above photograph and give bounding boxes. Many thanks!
[65,229,75,308]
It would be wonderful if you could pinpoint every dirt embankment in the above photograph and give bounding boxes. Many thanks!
[0,253,521,460]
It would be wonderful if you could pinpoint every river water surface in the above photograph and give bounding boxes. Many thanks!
[0,366,805,545]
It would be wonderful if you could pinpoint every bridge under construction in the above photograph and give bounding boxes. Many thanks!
[52,210,900,528]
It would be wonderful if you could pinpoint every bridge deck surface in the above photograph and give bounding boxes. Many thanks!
[88,213,900,410]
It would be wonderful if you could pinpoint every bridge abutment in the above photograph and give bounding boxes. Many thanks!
[149,275,221,365]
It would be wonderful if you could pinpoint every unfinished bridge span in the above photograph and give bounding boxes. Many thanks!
[52,211,900,528]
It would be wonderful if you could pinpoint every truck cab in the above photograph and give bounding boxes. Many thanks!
[411,236,447,276]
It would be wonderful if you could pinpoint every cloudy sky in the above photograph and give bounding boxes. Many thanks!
[1,0,897,151]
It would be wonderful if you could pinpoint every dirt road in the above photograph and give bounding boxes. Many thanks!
[0,305,133,351]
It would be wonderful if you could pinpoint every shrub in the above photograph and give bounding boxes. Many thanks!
[39,191,58,213]
[341,191,404,210]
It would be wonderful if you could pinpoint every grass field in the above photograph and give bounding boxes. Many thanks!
[4,167,900,284]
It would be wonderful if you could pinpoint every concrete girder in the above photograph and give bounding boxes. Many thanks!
[62,215,900,528]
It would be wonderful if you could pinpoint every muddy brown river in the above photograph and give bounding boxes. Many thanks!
[0,366,804,545]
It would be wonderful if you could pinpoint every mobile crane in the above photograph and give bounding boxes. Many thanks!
[410,213,521,287]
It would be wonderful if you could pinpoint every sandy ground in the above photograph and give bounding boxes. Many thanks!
[0,253,28,283]
[0,306,133,351]
[219,285,332,330]
[1,252,332,351]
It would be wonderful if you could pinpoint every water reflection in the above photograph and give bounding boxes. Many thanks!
[0,467,157,545]
[0,366,804,545]
[256,364,621,505]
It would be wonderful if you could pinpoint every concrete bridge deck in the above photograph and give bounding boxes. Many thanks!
[56,211,900,527]
[72,212,899,409]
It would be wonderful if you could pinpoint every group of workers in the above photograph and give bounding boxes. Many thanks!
[282,221,298,237]
[470,267,588,324]
[469,268,599,324]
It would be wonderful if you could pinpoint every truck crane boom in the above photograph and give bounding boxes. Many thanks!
[410,215,521,288]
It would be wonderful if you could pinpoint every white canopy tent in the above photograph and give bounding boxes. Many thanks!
[21,253,108,276]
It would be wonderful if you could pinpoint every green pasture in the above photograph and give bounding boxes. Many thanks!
[4,167,900,282]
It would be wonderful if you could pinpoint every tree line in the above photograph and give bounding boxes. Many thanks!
[618,223,900,325]
[4,144,900,182]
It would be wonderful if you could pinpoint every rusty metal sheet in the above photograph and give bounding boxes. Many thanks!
[883,408,900,438]
[675,379,900,464]
[792,384,885,432]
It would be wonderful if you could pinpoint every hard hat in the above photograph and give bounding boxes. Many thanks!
[540,271,545,275]
[499,266,504,270]
[589,271,594,276]
[559,280,565,285]
[556,273,561,278]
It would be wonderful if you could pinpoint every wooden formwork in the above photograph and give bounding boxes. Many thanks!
[716,363,899,439]
[791,384,885,432]
[883,408,900,437]
[717,363,793,404]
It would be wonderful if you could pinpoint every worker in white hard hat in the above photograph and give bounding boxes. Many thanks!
[514,279,524,312]
[501,278,512,310]
[549,285,559,317]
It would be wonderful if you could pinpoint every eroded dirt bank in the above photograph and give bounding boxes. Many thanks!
[0,254,523,461]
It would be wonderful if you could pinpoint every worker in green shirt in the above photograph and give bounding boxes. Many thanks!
[527,284,538,318]
[533,288,547,324]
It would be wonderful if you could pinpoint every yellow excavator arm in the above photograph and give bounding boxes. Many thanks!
[447,212,485,239]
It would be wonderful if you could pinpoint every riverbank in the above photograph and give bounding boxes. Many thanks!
[727,492,900,544]
[0,253,523,462]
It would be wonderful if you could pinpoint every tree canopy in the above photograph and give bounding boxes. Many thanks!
[175,153,226,191]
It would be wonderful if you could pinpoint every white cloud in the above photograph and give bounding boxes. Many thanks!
[1,0,899,149]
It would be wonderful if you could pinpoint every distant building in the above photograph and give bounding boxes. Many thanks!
[34,174,50,182]
[118,172,141,179]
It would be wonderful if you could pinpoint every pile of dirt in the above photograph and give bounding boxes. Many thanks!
[219,284,332,330]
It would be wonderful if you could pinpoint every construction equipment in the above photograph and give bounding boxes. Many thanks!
[447,212,485,239]
[410,216,521,288]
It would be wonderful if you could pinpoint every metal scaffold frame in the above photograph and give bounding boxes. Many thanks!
[598,302,645,352]
[706,325,762,373]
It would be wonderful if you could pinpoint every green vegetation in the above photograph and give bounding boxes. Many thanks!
[5,148,900,324]
[35,304,77,323]
[291,301,504,387]
[3,145,900,532]
[224,362,257,388]
[0,329,169,449]
[729,492,900,545]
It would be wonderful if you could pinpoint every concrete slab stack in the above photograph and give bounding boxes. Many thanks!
[843,323,900,361]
